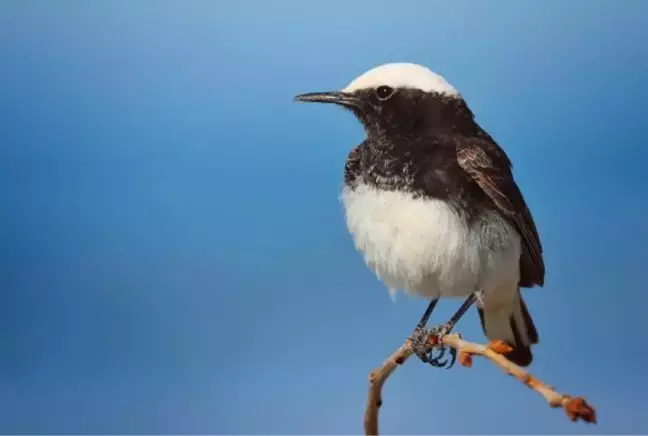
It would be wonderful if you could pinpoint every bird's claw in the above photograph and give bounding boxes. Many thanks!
[429,346,457,369]
[410,325,457,369]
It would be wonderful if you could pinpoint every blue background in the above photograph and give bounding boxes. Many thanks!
[2,0,647,434]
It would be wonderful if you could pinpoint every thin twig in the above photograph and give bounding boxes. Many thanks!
[364,340,415,435]
[364,333,596,435]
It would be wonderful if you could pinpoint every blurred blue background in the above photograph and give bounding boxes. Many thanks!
[2,0,647,434]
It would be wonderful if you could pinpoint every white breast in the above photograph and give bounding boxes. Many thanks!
[340,183,521,300]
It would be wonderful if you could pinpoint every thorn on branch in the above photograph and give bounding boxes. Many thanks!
[565,397,597,424]
[458,350,473,368]
[488,340,513,354]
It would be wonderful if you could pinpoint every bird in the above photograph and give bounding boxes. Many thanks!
[294,63,544,367]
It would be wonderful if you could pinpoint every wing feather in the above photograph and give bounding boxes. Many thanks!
[455,138,545,287]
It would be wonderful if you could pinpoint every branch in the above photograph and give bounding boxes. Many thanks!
[364,341,415,435]
[364,333,597,435]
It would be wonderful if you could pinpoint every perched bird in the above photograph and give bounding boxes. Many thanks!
[294,63,544,367]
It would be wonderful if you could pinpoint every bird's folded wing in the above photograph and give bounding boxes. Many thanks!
[455,138,545,287]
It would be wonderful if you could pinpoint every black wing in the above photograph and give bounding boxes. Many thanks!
[455,137,545,287]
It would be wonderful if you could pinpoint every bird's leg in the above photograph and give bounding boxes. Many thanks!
[410,298,439,363]
[428,290,484,368]
[438,290,483,336]
[417,298,439,330]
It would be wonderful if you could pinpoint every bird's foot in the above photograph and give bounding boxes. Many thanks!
[430,346,457,369]
[410,325,457,369]
[410,326,435,363]
[428,321,457,368]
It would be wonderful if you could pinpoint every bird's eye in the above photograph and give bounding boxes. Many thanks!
[375,85,395,100]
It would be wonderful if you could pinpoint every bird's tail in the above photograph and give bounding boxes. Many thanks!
[477,292,539,367]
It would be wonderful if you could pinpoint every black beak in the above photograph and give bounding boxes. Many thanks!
[293,91,360,109]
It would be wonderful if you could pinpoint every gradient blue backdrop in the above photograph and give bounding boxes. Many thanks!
[2,0,648,434]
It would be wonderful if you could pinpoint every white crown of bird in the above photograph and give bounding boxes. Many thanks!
[341,63,459,97]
